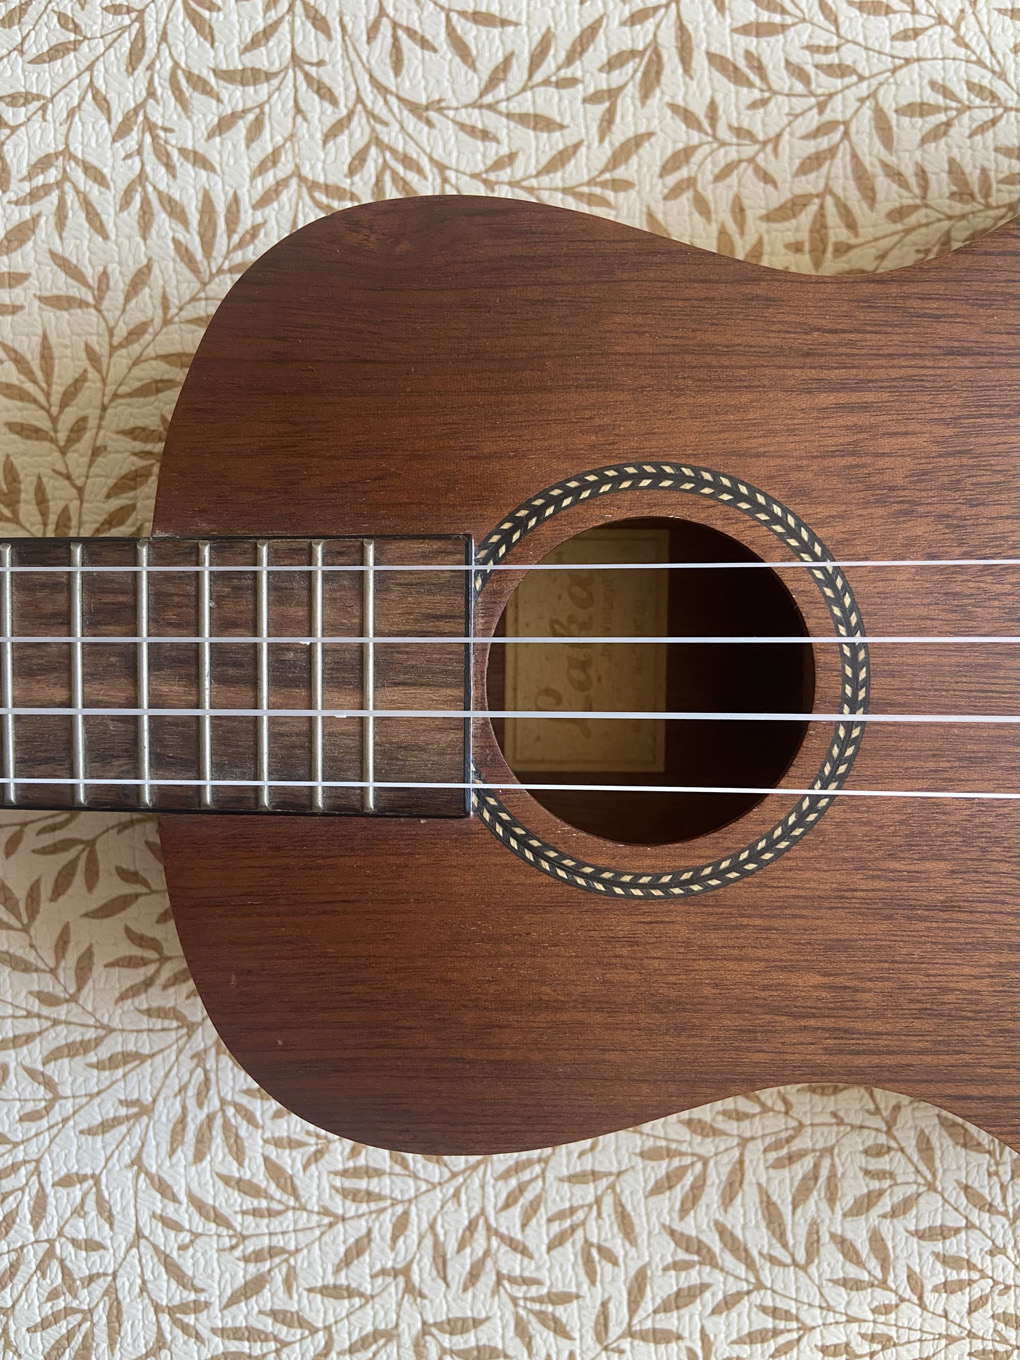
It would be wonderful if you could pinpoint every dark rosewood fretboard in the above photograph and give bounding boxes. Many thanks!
[0,537,470,815]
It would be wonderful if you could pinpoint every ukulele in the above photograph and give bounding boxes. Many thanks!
[2,197,1017,1154]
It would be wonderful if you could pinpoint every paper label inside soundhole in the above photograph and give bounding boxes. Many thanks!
[503,527,669,772]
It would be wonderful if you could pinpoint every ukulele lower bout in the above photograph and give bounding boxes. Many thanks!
[148,197,1018,1152]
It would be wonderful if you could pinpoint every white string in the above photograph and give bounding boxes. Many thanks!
[7,774,1016,800]
[2,556,1018,574]
[2,706,1016,724]
[1,634,1016,645]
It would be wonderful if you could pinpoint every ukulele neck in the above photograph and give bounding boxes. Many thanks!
[0,536,471,816]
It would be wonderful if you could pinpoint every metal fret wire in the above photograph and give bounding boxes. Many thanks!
[257,541,270,810]
[311,541,325,812]
[1,545,13,803]
[198,542,212,808]
[361,539,375,813]
[136,541,151,807]
[69,544,85,806]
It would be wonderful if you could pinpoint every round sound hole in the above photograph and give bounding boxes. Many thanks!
[486,518,814,846]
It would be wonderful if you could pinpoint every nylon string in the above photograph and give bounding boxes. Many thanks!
[2,556,1019,573]
[3,552,1017,802]
[4,776,1015,801]
[1,634,1017,645]
[0,706,1016,724]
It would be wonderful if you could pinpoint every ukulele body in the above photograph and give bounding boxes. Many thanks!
[155,197,1019,1153]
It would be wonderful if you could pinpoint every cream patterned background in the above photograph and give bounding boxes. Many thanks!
[1,1,1018,1356]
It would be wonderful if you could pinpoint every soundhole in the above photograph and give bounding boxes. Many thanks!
[487,518,814,846]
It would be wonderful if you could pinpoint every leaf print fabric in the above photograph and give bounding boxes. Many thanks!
[1,1,1018,1356]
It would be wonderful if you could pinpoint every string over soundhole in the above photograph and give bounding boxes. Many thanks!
[487,518,814,845]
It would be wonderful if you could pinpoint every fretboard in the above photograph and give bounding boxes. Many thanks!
[0,537,470,816]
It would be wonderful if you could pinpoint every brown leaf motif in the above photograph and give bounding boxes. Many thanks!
[1,0,1019,1353]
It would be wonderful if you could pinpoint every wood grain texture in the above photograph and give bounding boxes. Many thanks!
[1,535,469,815]
[155,197,1019,1153]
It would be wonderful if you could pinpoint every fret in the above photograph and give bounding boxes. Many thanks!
[69,543,85,806]
[1,543,13,804]
[0,535,469,816]
[198,541,213,807]
[361,538,376,813]
[310,540,325,812]
[136,540,152,807]
[256,540,270,810]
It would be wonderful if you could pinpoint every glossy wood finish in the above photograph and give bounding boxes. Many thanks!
[156,197,1019,1152]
